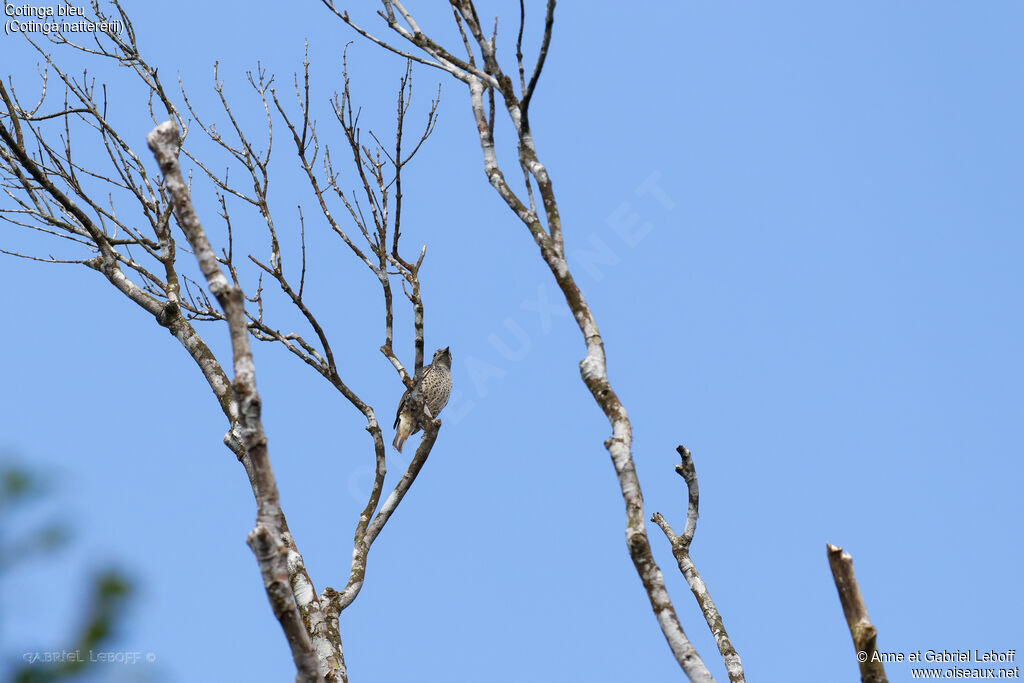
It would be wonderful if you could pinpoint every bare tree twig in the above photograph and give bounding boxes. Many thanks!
[827,544,889,683]
[652,446,745,682]
[520,0,556,125]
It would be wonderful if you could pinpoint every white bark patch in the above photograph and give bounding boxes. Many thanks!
[646,564,667,588]
[202,359,228,394]
[554,258,568,279]
[292,574,315,608]
[527,159,547,182]
[236,357,257,386]
[579,316,600,342]
[286,547,303,574]
[608,439,638,499]
[507,104,522,130]
[579,354,602,382]
[312,636,336,664]
[612,421,630,441]
[204,266,229,294]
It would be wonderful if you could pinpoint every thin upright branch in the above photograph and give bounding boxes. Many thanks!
[520,0,556,126]
[827,544,889,683]
[652,446,745,683]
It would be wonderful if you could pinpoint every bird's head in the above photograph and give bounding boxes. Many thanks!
[433,346,452,369]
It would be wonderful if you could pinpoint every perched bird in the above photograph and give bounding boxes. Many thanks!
[393,347,452,453]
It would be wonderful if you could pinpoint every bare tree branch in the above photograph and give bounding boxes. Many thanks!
[519,0,555,124]
[827,543,889,683]
[147,120,324,683]
[652,446,745,682]
[326,417,440,614]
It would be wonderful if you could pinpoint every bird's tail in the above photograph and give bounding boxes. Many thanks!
[393,414,413,453]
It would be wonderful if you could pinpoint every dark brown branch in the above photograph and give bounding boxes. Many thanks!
[0,111,162,314]
[516,0,527,93]
[0,80,26,149]
[320,2,448,72]
[520,0,555,125]
[827,544,889,683]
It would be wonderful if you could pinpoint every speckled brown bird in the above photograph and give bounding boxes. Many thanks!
[393,347,452,453]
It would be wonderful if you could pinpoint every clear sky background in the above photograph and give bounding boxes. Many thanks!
[2,2,1022,682]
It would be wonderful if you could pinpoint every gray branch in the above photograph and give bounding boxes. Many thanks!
[147,121,324,683]
[827,543,889,683]
[652,446,745,682]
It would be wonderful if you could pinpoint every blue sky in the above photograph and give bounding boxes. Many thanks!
[2,2,1022,682]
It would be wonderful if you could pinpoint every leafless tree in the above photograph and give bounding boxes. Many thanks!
[1,3,445,681]
[1,2,892,682]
